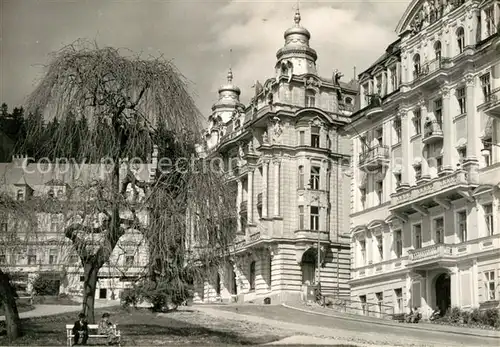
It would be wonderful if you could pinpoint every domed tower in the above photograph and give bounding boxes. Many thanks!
[275,8,318,79]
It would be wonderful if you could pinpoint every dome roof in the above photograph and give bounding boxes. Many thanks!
[218,68,241,95]
[284,8,311,40]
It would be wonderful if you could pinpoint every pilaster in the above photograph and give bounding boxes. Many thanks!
[236,179,243,234]
[273,158,281,217]
[441,85,454,173]
[419,99,431,180]
[262,160,269,218]
[247,169,254,225]
[400,109,411,188]
[463,74,480,183]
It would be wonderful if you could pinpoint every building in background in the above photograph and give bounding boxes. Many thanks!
[347,0,500,319]
[0,154,155,300]
[195,9,357,304]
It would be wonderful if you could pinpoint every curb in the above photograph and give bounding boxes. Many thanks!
[281,303,500,340]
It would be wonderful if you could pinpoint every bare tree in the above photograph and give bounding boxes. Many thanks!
[14,39,236,324]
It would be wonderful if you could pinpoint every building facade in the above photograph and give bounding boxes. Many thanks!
[193,9,356,304]
[348,0,500,319]
[0,154,155,300]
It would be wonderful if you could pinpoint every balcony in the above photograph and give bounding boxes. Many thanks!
[364,94,383,119]
[479,87,500,120]
[422,120,444,144]
[407,244,455,268]
[411,58,450,88]
[294,229,330,241]
[390,169,477,218]
[351,257,408,282]
[359,145,390,171]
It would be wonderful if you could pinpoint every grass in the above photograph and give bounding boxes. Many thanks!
[0,306,290,345]
[0,301,35,316]
[31,296,80,306]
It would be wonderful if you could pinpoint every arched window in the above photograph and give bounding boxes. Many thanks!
[298,166,305,189]
[345,97,353,105]
[249,261,256,291]
[413,54,421,79]
[16,189,24,201]
[456,27,465,54]
[434,41,442,62]
[305,90,316,107]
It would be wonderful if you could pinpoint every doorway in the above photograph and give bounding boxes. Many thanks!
[99,288,107,299]
[435,273,451,315]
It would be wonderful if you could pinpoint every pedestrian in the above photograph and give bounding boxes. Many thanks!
[71,312,89,345]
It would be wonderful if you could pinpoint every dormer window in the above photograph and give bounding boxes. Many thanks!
[16,190,24,201]
[311,126,320,148]
[305,90,316,107]
[345,97,353,105]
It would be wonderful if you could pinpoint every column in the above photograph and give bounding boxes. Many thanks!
[405,272,412,314]
[273,158,280,216]
[464,74,480,183]
[236,179,242,234]
[472,259,479,307]
[419,101,431,179]
[247,170,254,225]
[441,86,454,173]
[450,267,460,307]
[400,110,411,188]
[262,161,269,218]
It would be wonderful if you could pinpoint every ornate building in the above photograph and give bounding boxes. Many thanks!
[348,0,500,319]
[0,154,155,299]
[194,9,357,303]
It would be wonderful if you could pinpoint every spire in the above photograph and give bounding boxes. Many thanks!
[294,7,301,26]
[227,68,233,84]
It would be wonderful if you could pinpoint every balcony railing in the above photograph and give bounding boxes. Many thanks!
[359,145,390,168]
[423,120,444,144]
[480,87,500,119]
[412,58,450,83]
[408,243,453,263]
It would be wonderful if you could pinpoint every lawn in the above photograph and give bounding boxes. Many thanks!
[0,306,291,345]
[0,301,34,316]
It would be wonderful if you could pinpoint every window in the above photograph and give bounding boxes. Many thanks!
[414,164,422,181]
[362,83,370,106]
[0,252,6,264]
[345,97,353,105]
[310,206,319,231]
[394,230,402,258]
[376,181,383,204]
[0,221,7,232]
[375,75,383,96]
[16,190,24,201]
[305,90,316,107]
[375,128,383,146]
[414,224,422,249]
[376,235,383,261]
[393,117,402,143]
[310,166,320,190]
[360,188,367,209]
[27,249,37,265]
[48,249,58,265]
[485,270,496,300]
[249,261,256,290]
[360,295,367,316]
[484,204,494,236]
[359,240,366,265]
[376,292,383,315]
[394,173,402,188]
[413,108,422,135]
[434,217,444,244]
[298,166,305,189]
[298,205,304,229]
[434,41,442,61]
[483,138,492,166]
[434,98,443,124]
[395,288,403,314]
[125,255,135,266]
[390,66,398,91]
[457,210,467,243]
[457,27,465,53]
[458,147,467,162]
[436,157,443,173]
[50,215,62,232]
[299,131,305,145]
[413,54,421,79]
[457,87,466,114]
[485,6,495,37]
[48,190,55,198]
[481,73,492,102]
[311,126,320,148]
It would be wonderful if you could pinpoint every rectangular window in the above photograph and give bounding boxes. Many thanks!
[360,188,367,209]
[483,138,492,166]
[436,157,443,173]
[298,166,305,189]
[125,255,135,267]
[394,173,402,189]
[414,224,422,249]
[481,73,492,102]
[458,147,467,162]
[394,118,402,143]
[0,221,6,233]
[0,252,6,265]
[390,66,398,91]
[457,29,465,53]
[376,292,383,315]
[27,249,37,265]
[376,235,383,261]
[310,166,320,190]
[310,206,319,231]
[305,90,316,107]
[394,230,402,258]
[485,6,495,37]
[395,288,403,314]
[298,205,304,229]
[414,164,422,181]
[48,249,58,265]
[434,98,443,124]
[484,204,494,236]
[360,295,367,316]
[413,109,422,135]
[457,87,466,114]
[50,214,63,232]
[457,210,467,243]
[375,128,383,146]
[376,181,383,204]
[485,270,496,300]
[359,240,366,265]
[434,217,444,244]
[311,126,320,148]
[299,131,305,145]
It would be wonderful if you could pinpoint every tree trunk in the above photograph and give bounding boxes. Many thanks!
[82,263,99,323]
[0,270,22,340]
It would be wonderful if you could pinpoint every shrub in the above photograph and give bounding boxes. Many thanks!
[32,276,60,296]
[469,308,482,324]
[446,307,462,324]
[481,308,499,327]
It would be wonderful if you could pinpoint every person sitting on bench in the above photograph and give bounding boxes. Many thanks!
[98,313,119,345]
[72,313,89,345]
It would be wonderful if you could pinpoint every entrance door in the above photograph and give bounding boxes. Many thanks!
[435,273,451,315]
[99,288,107,299]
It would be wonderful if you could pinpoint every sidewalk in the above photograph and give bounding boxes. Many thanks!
[283,302,500,339]
[0,300,119,321]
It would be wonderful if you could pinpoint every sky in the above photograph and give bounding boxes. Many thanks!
[0,0,411,120]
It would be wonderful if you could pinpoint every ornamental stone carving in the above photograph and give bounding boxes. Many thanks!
[465,74,475,87]
[309,117,325,128]
[305,76,321,89]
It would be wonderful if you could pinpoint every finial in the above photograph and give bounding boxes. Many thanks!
[227,68,233,83]
[294,1,301,26]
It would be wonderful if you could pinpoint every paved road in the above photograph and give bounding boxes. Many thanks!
[197,305,499,347]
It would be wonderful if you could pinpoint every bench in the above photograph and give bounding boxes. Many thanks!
[65,324,121,347]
